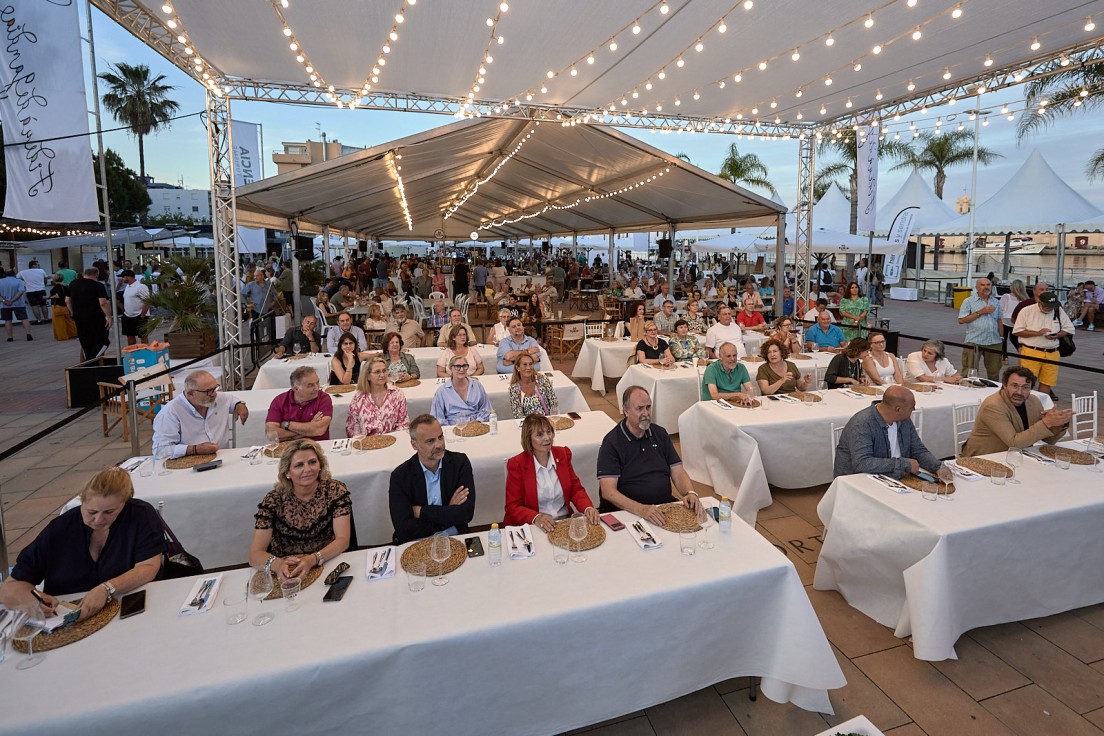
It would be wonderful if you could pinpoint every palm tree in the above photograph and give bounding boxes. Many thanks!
[99,63,180,182]
[817,134,912,233]
[718,143,778,196]
[892,130,1000,199]
[1017,64,1104,180]
[673,152,693,164]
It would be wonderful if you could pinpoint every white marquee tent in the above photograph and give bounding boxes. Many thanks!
[876,170,957,234]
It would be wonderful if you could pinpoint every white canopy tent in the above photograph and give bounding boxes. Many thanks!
[811,184,853,233]
[755,227,904,256]
[876,170,957,234]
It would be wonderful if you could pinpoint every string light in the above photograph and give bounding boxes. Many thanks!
[1030,37,1040,51]
[1085,17,1096,32]
[952,5,963,19]
[444,123,539,219]
[353,0,415,99]
[388,152,413,231]
[459,3,509,116]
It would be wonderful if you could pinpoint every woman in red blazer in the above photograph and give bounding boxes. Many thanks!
[504,414,600,532]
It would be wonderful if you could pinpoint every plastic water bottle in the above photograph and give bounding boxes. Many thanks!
[489,409,498,435]
[488,524,502,567]
[718,496,732,533]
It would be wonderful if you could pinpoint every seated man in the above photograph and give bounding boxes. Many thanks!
[437,307,475,347]
[780,286,795,316]
[805,310,847,353]
[651,283,672,310]
[803,298,836,324]
[962,366,1071,456]
[653,299,678,335]
[325,312,368,353]
[389,414,475,544]
[152,370,248,459]
[704,306,746,359]
[1073,280,1103,330]
[834,385,947,480]
[597,385,700,527]
[275,315,321,358]
[383,303,424,348]
[623,279,644,300]
[496,317,541,373]
[701,342,755,402]
[265,366,333,441]
[330,283,354,311]
[736,301,767,332]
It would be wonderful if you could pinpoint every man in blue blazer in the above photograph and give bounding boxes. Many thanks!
[389,414,476,544]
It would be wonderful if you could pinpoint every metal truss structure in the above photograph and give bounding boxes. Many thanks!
[792,136,816,318]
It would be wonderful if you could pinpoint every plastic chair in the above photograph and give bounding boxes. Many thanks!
[584,322,605,339]
[1071,391,1098,439]
[428,291,447,302]
[952,402,980,454]
[696,365,709,401]
[830,423,845,455]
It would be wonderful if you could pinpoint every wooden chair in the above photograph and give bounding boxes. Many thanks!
[547,322,585,359]
[98,368,175,442]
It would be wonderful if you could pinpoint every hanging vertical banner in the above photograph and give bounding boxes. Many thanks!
[855,123,879,233]
[230,119,261,187]
[882,207,918,285]
[0,0,98,222]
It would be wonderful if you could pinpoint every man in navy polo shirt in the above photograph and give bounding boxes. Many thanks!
[597,385,700,527]
[265,366,333,441]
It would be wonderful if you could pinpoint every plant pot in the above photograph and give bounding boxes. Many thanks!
[166,329,217,359]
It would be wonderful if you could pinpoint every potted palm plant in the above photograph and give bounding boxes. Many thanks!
[142,256,218,358]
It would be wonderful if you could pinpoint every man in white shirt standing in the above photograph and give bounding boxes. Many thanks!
[1013,291,1073,400]
[16,259,49,325]
[704,306,746,359]
[120,270,150,346]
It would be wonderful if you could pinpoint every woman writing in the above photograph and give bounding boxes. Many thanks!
[838,281,869,341]
[825,337,871,389]
[347,357,410,436]
[668,319,706,361]
[435,326,485,377]
[636,321,675,367]
[862,332,904,385]
[504,414,599,532]
[509,353,559,418]
[0,468,163,620]
[756,338,813,395]
[379,331,420,383]
[249,439,351,582]
[329,331,369,385]
[905,339,961,383]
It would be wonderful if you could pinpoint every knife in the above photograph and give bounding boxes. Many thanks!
[633,521,657,545]
[1023,449,1054,464]
[518,528,532,553]
[872,474,909,491]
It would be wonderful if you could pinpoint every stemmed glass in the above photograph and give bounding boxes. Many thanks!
[14,604,46,669]
[155,445,173,476]
[451,412,469,443]
[569,512,588,563]
[292,341,302,356]
[353,433,367,455]
[265,428,280,464]
[248,567,275,626]
[431,532,451,586]
[1004,448,1024,484]
[696,503,715,550]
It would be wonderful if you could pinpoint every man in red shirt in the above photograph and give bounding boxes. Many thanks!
[265,366,333,441]
[736,301,767,332]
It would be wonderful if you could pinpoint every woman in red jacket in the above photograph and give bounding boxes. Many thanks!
[504,414,600,532]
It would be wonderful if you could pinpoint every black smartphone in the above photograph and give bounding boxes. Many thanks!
[323,576,353,602]
[465,537,485,557]
[568,412,582,420]
[600,513,625,531]
[120,590,146,619]
[193,459,223,472]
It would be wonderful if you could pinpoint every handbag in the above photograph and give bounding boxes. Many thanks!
[157,502,204,579]
[1055,316,1076,357]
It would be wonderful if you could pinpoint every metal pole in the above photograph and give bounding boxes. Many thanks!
[127,379,141,457]
[965,97,983,284]
[1055,224,1066,290]
[0,480,8,577]
[608,230,616,287]
[667,224,676,289]
[775,213,785,317]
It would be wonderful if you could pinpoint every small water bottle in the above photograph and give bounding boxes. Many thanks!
[718,496,732,533]
[489,409,498,435]
[488,523,502,567]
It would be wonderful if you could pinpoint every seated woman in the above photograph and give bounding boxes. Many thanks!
[504,414,600,532]
[364,303,388,331]
[523,292,545,330]
[862,332,904,385]
[905,339,961,383]
[347,357,410,437]
[768,316,804,355]
[379,331,419,383]
[668,319,706,361]
[509,353,559,418]
[431,266,447,296]
[683,299,708,334]
[825,337,871,389]
[435,326,485,377]
[490,308,512,345]
[636,321,675,367]
[0,468,164,620]
[757,337,813,395]
[316,290,337,314]
[627,302,648,342]
[329,331,370,385]
[249,439,351,582]
[430,355,492,424]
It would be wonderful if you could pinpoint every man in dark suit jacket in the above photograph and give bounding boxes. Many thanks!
[389,414,476,544]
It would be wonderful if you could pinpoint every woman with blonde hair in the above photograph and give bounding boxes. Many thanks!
[509,353,558,418]
[347,357,409,436]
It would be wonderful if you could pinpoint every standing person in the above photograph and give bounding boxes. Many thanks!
[550,260,566,302]
[17,259,49,325]
[49,274,79,341]
[0,267,33,341]
[957,276,1003,379]
[241,269,278,320]
[999,279,1028,359]
[276,259,294,309]
[119,270,150,346]
[56,260,78,286]
[67,267,112,358]
[838,281,869,341]
[453,257,470,298]
[472,259,489,301]
[1013,291,1073,400]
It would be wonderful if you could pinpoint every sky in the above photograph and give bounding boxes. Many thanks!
[82,6,1104,222]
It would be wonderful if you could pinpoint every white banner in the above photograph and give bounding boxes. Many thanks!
[855,123,879,233]
[0,0,98,222]
[231,119,261,188]
[882,207,918,285]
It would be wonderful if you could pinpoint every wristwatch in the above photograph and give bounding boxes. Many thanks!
[282,420,290,431]
[101,581,116,598]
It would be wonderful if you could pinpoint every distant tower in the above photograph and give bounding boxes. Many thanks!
[955,192,972,215]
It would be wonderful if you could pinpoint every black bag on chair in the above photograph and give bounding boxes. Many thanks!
[157,502,204,579]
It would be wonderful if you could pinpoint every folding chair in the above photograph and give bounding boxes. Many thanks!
[1071,391,1098,440]
[98,368,175,443]
[951,402,980,454]
[549,322,585,359]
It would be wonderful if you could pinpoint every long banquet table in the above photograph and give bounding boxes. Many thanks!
[253,344,552,390]
[233,370,586,446]
[814,442,1104,661]
[0,508,845,736]
[96,411,614,568]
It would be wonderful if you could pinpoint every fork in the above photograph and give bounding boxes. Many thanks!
[189,579,214,608]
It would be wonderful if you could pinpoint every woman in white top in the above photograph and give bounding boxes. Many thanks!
[435,326,484,377]
[491,308,512,345]
[904,339,961,383]
[861,332,904,385]
[363,303,388,330]
[998,278,1028,360]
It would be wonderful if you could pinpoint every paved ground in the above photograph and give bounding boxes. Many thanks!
[2,297,1102,735]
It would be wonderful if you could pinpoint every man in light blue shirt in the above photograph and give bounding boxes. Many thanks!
[152,370,248,458]
[495,317,541,373]
[957,277,1002,379]
[651,282,671,309]
[804,310,846,352]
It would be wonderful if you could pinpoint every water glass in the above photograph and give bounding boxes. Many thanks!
[990,467,1007,485]
[14,604,46,669]
[138,458,154,477]
[803,393,816,409]
[223,591,248,625]
[921,481,939,501]
[280,577,302,612]
[1055,450,1072,470]
[249,447,263,466]
[551,543,569,565]
[407,563,426,592]
[353,434,367,455]
[679,530,697,555]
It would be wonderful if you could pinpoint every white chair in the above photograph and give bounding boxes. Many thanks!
[408,295,426,323]
[830,423,845,455]
[951,402,979,455]
[1071,391,1098,439]
[696,365,709,401]
[455,294,470,322]
[429,290,447,302]
[613,320,625,338]
[912,407,924,441]
[584,322,605,338]
[815,366,827,390]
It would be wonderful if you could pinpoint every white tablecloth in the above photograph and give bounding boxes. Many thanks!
[233,371,587,446]
[572,337,636,394]
[814,443,1104,661]
[96,411,614,567]
[0,511,845,736]
[253,345,552,390]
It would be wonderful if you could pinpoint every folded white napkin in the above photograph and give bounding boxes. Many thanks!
[119,457,149,473]
[179,574,223,616]
[366,546,397,581]
[331,438,350,452]
[775,394,800,403]
[714,398,735,410]
[629,519,663,550]
[505,525,535,559]
[947,462,984,482]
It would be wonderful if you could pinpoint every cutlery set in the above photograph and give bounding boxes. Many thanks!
[368,549,392,577]
[188,578,217,609]
[632,521,657,545]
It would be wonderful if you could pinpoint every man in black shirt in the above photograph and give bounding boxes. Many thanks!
[67,267,112,360]
[596,385,700,527]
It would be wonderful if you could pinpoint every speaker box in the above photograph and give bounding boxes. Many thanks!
[542,240,550,253]
[358,240,368,253]
[656,238,673,258]
[294,235,314,261]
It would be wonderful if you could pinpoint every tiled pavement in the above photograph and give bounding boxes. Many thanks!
[2,298,1102,735]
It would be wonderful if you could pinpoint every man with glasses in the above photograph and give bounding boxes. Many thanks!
[430,357,492,425]
[962,366,1071,456]
[152,370,248,458]
[325,312,368,353]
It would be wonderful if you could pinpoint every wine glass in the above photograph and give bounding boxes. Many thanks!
[248,567,275,626]
[430,532,451,586]
[568,512,588,563]
[353,433,367,455]
[155,445,173,476]
[14,604,46,670]
[265,428,281,465]
[451,412,469,443]
[292,341,302,356]
[696,503,715,550]
[1004,448,1024,484]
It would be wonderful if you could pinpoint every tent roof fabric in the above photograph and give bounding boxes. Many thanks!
[812,184,853,233]
[24,228,188,251]
[876,170,957,233]
[234,118,784,240]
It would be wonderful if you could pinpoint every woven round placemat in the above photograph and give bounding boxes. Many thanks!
[13,597,120,653]
[400,537,466,577]
[791,391,823,403]
[547,519,606,551]
[394,378,421,388]
[265,563,324,600]
[453,421,489,437]
[325,384,356,395]
[743,355,765,362]
[851,385,883,396]
[904,383,938,393]
[956,456,1012,477]
[163,453,218,470]
[1038,445,1098,465]
[353,434,398,451]
[285,354,309,361]
[899,473,956,494]
[791,353,814,361]
[657,502,702,532]
[263,442,291,458]
[550,416,576,431]
[730,398,761,409]
[601,336,619,342]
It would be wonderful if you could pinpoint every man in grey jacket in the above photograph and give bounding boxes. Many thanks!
[834,385,948,480]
